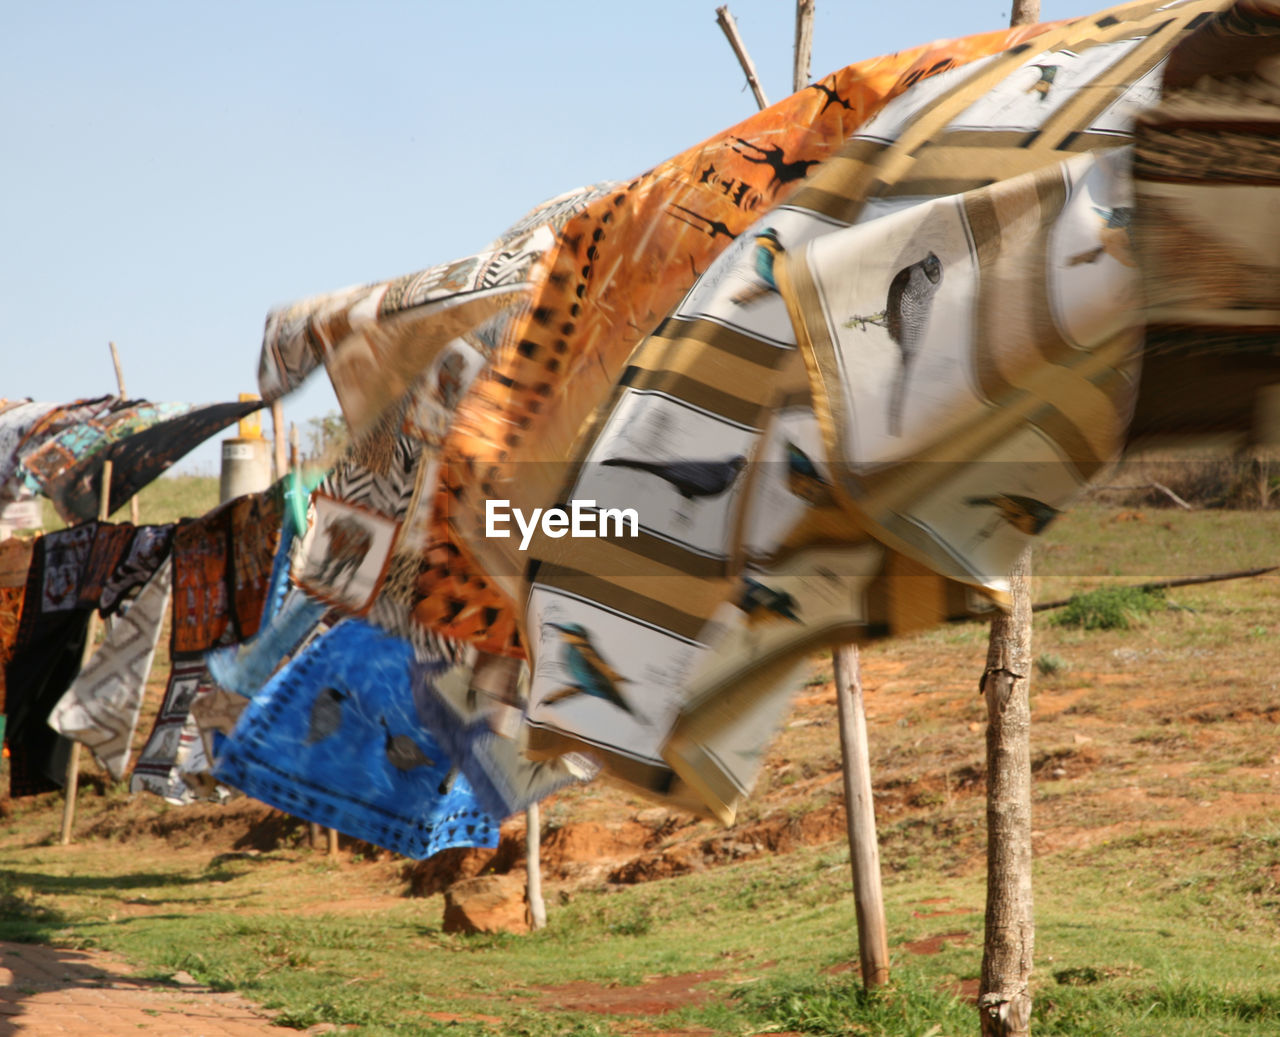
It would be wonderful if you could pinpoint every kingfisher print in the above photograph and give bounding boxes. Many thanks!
[730,227,785,307]
[543,622,636,716]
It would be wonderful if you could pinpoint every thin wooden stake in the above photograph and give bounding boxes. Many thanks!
[59,460,113,845]
[289,422,300,470]
[108,342,140,525]
[979,551,1035,1036]
[526,800,547,930]
[715,6,770,110]
[327,826,339,857]
[271,400,288,481]
[977,6,1040,1027]
[109,340,127,400]
[793,0,815,93]
[834,644,889,989]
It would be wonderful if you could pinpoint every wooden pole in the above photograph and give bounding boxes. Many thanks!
[289,422,300,470]
[327,825,339,857]
[715,6,770,110]
[271,400,287,482]
[108,341,128,402]
[793,0,815,93]
[59,460,113,845]
[978,4,1040,1029]
[526,800,547,930]
[834,644,890,989]
[108,342,140,525]
[1010,0,1041,27]
[978,551,1035,1036]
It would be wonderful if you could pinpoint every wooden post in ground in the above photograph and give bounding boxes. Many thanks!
[715,6,770,110]
[108,342,140,526]
[793,0,815,93]
[59,460,113,845]
[327,826,339,857]
[834,644,890,989]
[978,550,1035,1036]
[978,4,1039,1030]
[526,800,547,930]
[270,401,288,483]
[289,423,300,470]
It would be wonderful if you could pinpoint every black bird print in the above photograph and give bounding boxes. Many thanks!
[784,440,833,506]
[307,687,345,744]
[812,75,854,113]
[382,720,436,771]
[601,454,747,501]
[731,137,821,193]
[668,203,737,241]
[731,228,785,307]
[885,252,944,437]
[543,622,635,715]
[965,493,1061,536]
[737,576,802,625]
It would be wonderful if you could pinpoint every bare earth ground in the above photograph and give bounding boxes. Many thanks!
[0,940,280,1036]
[2,504,1278,1033]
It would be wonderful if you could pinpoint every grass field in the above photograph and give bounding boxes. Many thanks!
[38,473,221,531]
[3,490,1278,1035]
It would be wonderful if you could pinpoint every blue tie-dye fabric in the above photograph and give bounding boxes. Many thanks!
[213,618,498,859]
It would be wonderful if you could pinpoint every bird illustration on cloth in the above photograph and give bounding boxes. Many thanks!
[602,453,747,526]
[1067,206,1135,268]
[543,622,636,716]
[1025,63,1059,100]
[737,576,802,626]
[381,719,436,771]
[885,252,944,437]
[966,493,1061,536]
[307,687,345,744]
[601,454,747,500]
[784,440,833,507]
[730,228,785,306]
[840,252,944,436]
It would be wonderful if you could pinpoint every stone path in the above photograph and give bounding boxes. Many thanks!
[0,940,289,1036]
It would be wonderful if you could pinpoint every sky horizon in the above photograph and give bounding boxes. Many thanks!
[5,0,1107,475]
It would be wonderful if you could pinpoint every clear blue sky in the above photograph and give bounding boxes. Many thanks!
[4,0,1102,473]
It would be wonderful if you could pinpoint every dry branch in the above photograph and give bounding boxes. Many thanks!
[1031,565,1278,613]
[715,6,770,110]
[793,0,815,93]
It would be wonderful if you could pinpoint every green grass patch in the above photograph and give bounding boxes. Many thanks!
[1049,586,1168,631]
[39,474,218,530]
[2,824,1277,1035]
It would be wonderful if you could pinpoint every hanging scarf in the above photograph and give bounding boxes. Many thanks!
[514,0,1241,820]
[49,558,172,780]
[213,618,499,859]
[3,525,97,796]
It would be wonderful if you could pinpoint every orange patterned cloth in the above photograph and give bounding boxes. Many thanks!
[417,21,1057,653]
[0,581,26,713]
